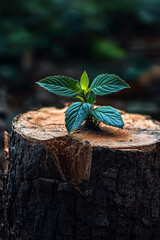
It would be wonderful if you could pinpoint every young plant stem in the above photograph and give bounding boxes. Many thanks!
[81,90,100,128]
[82,90,87,102]
[85,113,100,129]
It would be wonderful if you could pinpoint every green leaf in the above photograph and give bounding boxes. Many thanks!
[76,96,84,102]
[92,39,126,60]
[75,81,82,93]
[65,102,92,133]
[91,106,124,128]
[90,73,130,96]
[80,71,89,90]
[87,92,96,104]
[84,88,91,95]
[37,76,80,98]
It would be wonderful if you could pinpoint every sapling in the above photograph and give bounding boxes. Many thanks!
[37,71,130,133]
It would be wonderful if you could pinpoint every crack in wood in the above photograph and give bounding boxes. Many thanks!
[43,136,93,184]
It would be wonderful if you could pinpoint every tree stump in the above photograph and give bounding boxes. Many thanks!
[2,107,160,240]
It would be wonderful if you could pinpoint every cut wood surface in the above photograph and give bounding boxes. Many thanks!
[14,106,160,149]
[2,106,160,240]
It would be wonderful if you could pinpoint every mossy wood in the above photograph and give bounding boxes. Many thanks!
[2,107,160,240]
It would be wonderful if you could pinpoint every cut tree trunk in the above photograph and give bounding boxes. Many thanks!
[2,107,160,240]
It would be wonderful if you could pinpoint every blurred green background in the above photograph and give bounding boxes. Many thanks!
[0,0,160,173]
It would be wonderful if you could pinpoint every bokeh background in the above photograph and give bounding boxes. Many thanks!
[0,0,160,177]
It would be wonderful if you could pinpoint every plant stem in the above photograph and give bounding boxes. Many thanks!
[82,90,87,102]
[85,113,100,129]
[80,90,100,129]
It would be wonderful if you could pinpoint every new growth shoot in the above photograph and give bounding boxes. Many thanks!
[37,71,130,133]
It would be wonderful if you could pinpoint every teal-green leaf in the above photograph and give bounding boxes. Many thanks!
[91,106,124,128]
[80,71,89,90]
[90,73,130,96]
[65,102,92,133]
[37,76,80,98]
[87,92,96,104]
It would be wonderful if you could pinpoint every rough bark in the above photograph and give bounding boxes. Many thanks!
[2,107,160,240]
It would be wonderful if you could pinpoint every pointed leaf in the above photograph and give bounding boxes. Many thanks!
[80,71,89,90]
[87,92,96,104]
[84,88,91,95]
[37,76,80,98]
[65,102,92,133]
[90,73,130,96]
[75,81,82,93]
[91,106,124,128]
[76,96,84,102]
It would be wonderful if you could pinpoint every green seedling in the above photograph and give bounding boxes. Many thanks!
[37,71,130,133]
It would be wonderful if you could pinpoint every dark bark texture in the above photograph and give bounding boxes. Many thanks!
[1,107,160,240]
[1,130,160,240]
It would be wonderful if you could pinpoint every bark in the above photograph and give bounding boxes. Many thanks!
[2,107,160,240]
